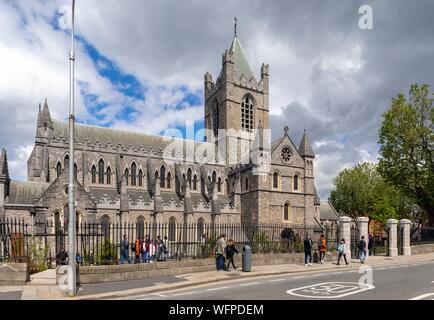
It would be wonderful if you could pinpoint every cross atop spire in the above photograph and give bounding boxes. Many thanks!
[234,17,238,37]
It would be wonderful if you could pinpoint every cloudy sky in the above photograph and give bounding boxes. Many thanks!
[1,0,433,200]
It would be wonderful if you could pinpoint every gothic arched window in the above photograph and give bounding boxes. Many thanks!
[91,165,96,183]
[187,168,192,189]
[98,159,105,184]
[245,177,248,191]
[64,155,69,168]
[106,167,112,185]
[136,216,145,238]
[125,168,129,186]
[56,162,62,178]
[138,169,143,187]
[193,175,198,191]
[212,100,219,137]
[273,171,280,189]
[241,95,254,132]
[160,165,166,188]
[212,171,217,183]
[131,162,137,186]
[74,163,78,180]
[168,217,176,242]
[217,177,222,192]
[100,215,111,239]
[293,175,299,191]
[284,203,291,222]
[167,172,171,189]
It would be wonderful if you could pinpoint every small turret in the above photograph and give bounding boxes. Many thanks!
[298,129,315,158]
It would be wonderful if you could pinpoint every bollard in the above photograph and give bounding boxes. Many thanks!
[242,245,251,272]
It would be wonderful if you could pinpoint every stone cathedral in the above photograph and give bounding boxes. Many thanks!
[0,33,321,230]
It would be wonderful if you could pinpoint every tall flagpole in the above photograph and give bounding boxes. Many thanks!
[67,0,77,297]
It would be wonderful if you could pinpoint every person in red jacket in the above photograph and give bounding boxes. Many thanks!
[319,234,327,264]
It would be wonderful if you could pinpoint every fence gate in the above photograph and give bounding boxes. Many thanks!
[350,224,359,259]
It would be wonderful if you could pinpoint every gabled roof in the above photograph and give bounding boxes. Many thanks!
[298,129,315,158]
[229,36,255,80]
[320,202,340,221]
[7,181,49,205]
[53,120,218,157]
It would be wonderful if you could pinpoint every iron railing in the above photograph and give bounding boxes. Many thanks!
[1,218,332,267]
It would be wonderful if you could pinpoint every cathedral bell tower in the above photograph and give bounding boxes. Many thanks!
[204,20,269,165]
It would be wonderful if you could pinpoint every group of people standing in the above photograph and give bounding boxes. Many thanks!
[119,234,169,264]
[303,233,373,266]
[215,233,238,271]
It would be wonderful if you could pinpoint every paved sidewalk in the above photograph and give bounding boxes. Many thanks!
[1,253,433,300]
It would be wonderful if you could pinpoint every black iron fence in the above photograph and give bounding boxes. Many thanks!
[411,227,434,245]
[1,218,333,268]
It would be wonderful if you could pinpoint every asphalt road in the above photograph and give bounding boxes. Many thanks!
[115,259,434,300]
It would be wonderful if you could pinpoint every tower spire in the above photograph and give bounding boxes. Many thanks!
[234,17,238,37]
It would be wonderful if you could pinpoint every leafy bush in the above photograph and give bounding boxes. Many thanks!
[97,239,118,265]
[28,236,50,274]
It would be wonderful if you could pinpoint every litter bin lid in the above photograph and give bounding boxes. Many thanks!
[243,245,251,251]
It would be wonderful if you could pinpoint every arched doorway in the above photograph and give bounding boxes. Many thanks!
[168,217,176,242]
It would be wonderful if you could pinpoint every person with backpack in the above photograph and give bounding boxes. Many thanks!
[303,235,313,266]
[358,235,367,263]
[319,234,327,264]
[215,233,227,271]
[337,238,349,265]
[225,239,238,271]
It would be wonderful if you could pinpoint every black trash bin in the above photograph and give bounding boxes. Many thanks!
[242,245,251,272]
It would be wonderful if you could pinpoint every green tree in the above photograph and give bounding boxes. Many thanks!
[329,162,380,223]
[329,163,420,229]
[378,84,434,225]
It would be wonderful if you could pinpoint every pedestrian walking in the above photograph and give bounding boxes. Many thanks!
[134,236,141,264]
[319,234,327,263]
[225,239,238,271]
[358,235,367,263]
[120,234,131,264]
[142,234,150,263]
[215,233,227,271]
[336,238,349,265]
[163,236,169,260]
[368,233,374,256]
[303,235,313,266]
[149,240,156,262]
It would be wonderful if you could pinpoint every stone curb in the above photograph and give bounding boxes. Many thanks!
[65,255,434,300]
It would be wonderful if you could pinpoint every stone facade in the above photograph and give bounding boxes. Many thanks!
[0,33,321,230]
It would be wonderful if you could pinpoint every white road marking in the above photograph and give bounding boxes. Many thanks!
[206,286,230,292]
[376,267,386,270]
[409,293,434,300]
[240,282,259,287]
[287,282,375,299]
[153,293,169,297]
[293,276,305,279]
[173,291,197,296]
[270,278,286,282]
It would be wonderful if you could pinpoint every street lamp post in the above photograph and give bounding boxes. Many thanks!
[67,0,77,297]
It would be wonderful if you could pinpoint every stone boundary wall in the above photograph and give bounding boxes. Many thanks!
[0,263,29,285]
[76,251,339,284]
[411,243,434,255]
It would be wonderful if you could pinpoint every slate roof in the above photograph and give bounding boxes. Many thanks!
[53,121,214,154]
[320,202,340,221]
[229,36,255,80]
[7,181,49,205]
